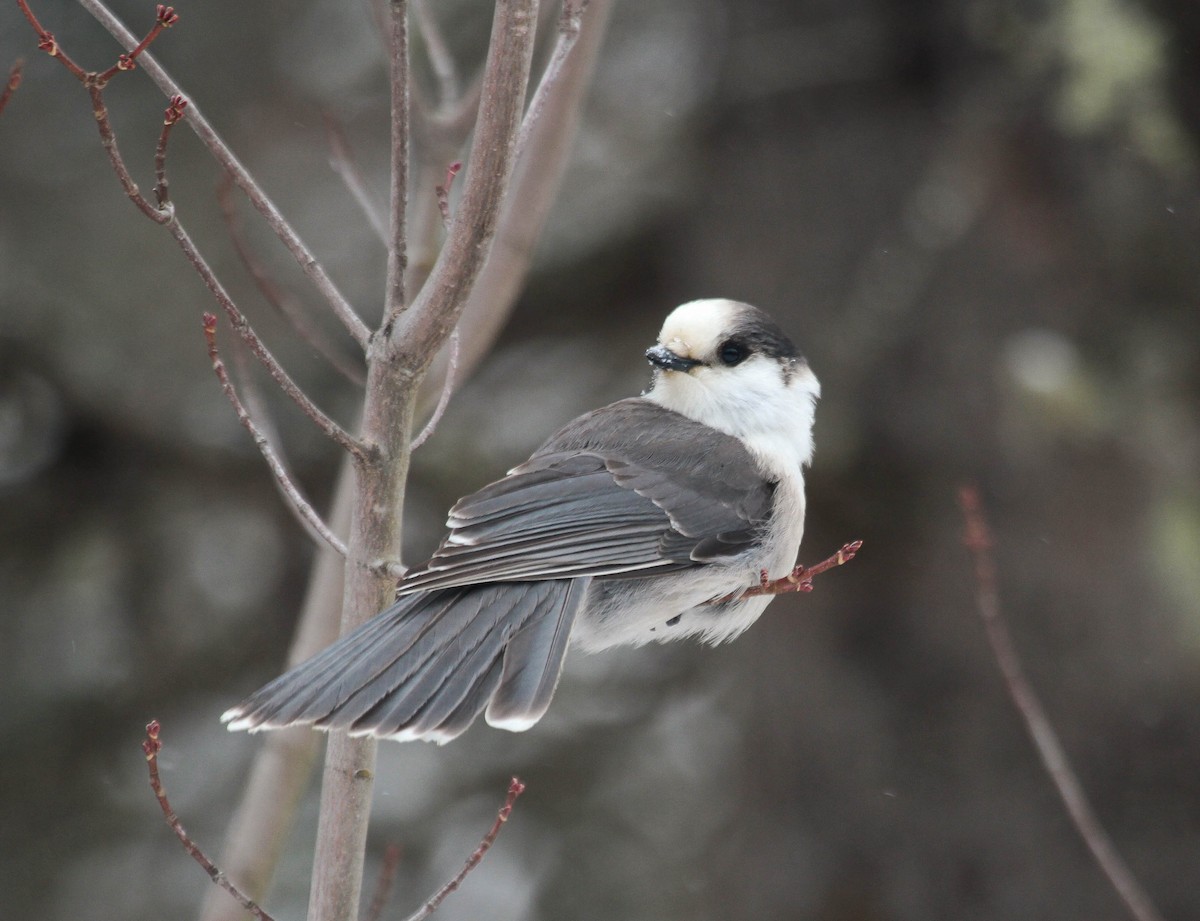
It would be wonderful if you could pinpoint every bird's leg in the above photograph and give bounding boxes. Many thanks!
[710,540,863,604]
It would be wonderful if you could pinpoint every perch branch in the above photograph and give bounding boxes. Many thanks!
[204,314,348,557]
[401,778,527,921]
[142,721,277,921]
[712,540,862,603]
[957,486,1165,921]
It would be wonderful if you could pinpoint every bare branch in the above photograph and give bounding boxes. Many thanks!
[154,93,187,207]
[86,81,171,222]
[77,0,372,349]
[142,720,277,921]
[957,486,1166,921]
[94,3,179,85]
[322,114,388,245]
[401,778,527,921]
[216,173,367,386]
[384,0,411,327]
[203,314,349,557]
[18,0,88,81]
[386,0,540,351]
[410,325,459,450]
[0,58,25,116]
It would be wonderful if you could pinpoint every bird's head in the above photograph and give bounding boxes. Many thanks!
[645,298,820,470]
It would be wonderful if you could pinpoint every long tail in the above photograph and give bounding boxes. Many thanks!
[221,578,586,744]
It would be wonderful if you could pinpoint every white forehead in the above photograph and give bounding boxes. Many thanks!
[656,298,742,356]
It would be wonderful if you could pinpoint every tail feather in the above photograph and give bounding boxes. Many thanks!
[487,578,585,731]
[341,582,554,736]
[222,578,584,742]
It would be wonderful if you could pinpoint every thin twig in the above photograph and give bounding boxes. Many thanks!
[957,485,1166,921]
[154,93,187,207]
[77,0,372,349]
[86,81,170,222]
[711,540,862,604]
[384,0,411,330]
[216,172,367,386]
[0,58,25,116]
[322,113,388,245]
[364,844,404,921]
[18,0,88,80]
[160,212,366,458]
[402,778,527,921]
[94,3,178,84]
[410,325,459,450]
[203,314,349,557]
[142,721,277,921]
[411,0,459,109]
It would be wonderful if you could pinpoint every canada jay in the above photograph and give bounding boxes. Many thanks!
[223,298,821,743]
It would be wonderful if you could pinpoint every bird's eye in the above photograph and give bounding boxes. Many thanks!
[717,340,749,366]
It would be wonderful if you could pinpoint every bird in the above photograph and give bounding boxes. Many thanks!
[222,298,821,744]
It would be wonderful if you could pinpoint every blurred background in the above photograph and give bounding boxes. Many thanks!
[2,0,1198,919]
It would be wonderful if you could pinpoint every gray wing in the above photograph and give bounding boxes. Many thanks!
[399,399,776,593]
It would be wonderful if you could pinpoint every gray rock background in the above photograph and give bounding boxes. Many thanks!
[2,1,1198,919]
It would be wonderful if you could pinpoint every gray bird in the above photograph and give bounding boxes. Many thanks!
[222,298,820,743]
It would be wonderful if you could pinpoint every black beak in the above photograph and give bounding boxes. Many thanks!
[645,344,701,373]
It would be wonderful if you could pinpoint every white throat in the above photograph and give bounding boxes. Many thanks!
[646,358,820,478]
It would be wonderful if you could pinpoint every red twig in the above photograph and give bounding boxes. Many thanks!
[712,539,862,604]
[957,485,1165,921]
[142,720,277,921]
[95,4,179,84]
[154,94,187,207]
[215,172,367,386]
[203,314,349,557]
[364,844,403,921]
[434,161,462,230]
[410,325,460,450]
[18,0,87,80]
[401,778,527,921]
[0,58,24,117]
